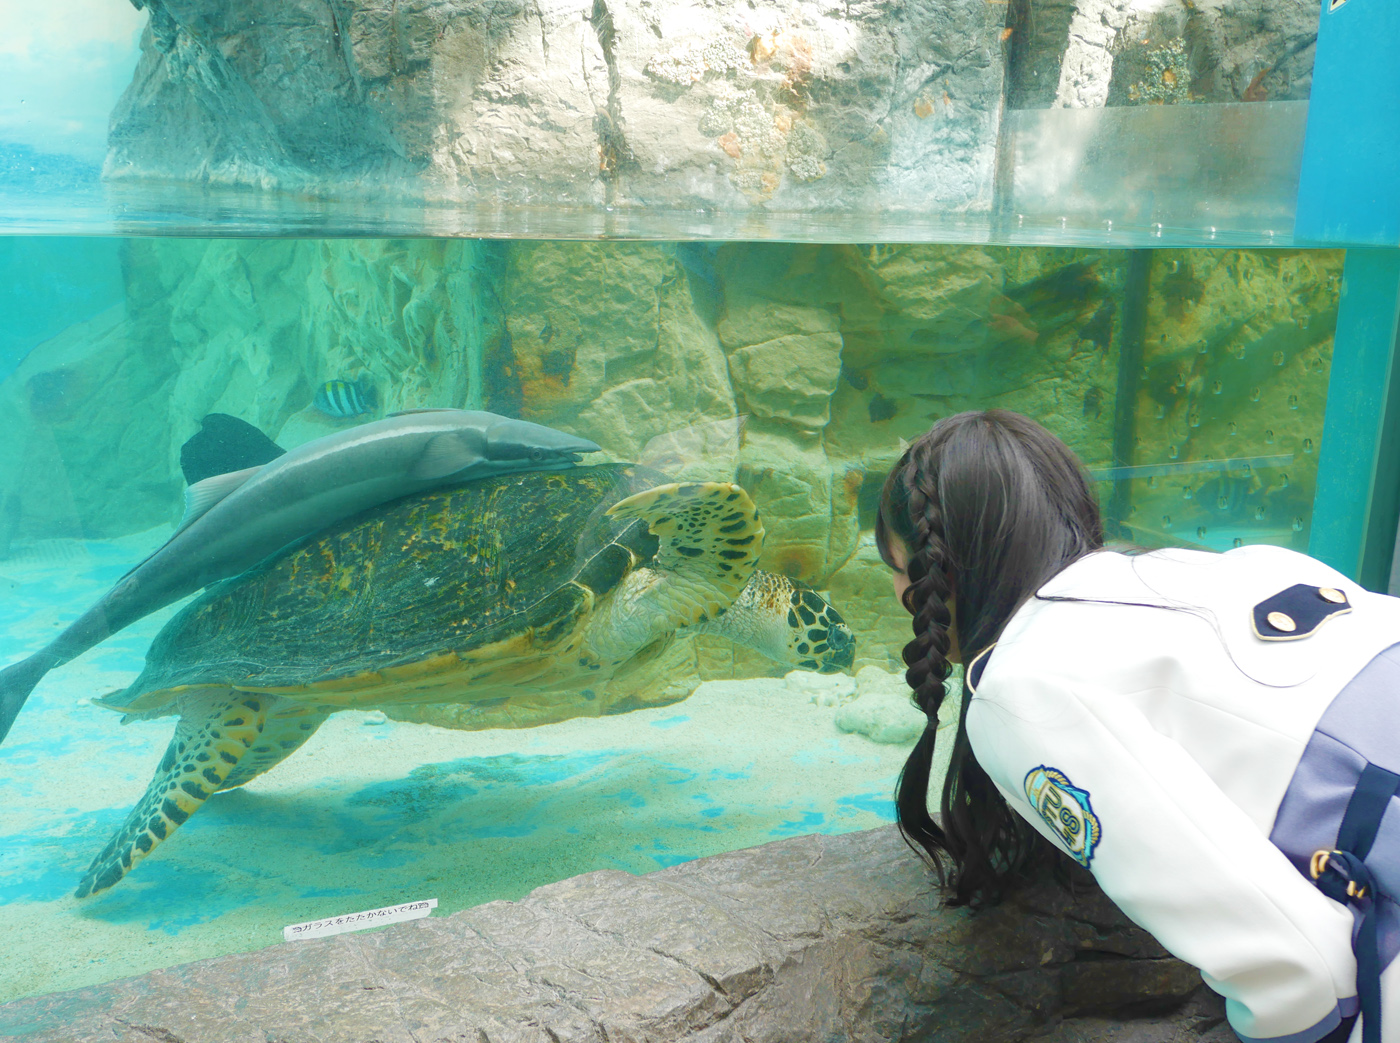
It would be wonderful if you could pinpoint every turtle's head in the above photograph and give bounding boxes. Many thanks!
[483,417,602,471]
[692,570,855,674]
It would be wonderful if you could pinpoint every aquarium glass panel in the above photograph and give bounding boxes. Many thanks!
[2,0,1326,244]
[0,238,1341,1004]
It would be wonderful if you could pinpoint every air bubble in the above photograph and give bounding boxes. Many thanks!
[1273,351,1286,366]
[1170,259,1180,273]
[1104,219,1113,232]
[1255,506,1266,521]
[1212,380,1223,395]
[1183,485,1194,500]
[1298,312,1310,329]
[1197,525,1208,539]
[1265,429,1275,444]
[1228,422,1237,436]
[1155,403,1166,419]
[1281,473,1290,488]
[1217,495,1229,510]
[1289,395,1299,410]
[1189,412,1201,428]
[1233,344,1246,360]
[1233,538,1243,548]
[1149,475,1159,488]
[1293,517,1304,532]
[1128,504,1138,516]
[1197,340,1209,354]
[1153,223,1164,237]
[1162,514,1173,529]
[1242,463,1252,477]
[1304,438,1314,454]
[1175,372,1187,388]
[1168,445,1180,460]
[1250,387,1261,402]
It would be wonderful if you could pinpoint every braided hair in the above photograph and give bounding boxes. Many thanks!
[876,410,1104,906]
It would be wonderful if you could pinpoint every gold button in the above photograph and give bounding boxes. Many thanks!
[1319,587,1347,604]
[1268,611,1298,632]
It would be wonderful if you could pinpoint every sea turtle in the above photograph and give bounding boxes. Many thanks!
[78,463,856,897]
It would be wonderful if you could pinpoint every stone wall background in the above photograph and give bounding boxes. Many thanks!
[99,0,1321,218]
[106,0,1009,213]
[0,240,1340,709]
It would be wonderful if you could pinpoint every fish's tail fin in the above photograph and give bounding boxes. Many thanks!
[0,653,54,746]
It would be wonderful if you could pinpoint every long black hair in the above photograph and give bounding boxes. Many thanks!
[875,410,1104,906]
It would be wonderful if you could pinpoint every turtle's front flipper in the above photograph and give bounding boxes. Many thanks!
[591,483,764,661]
[75,691,270,898]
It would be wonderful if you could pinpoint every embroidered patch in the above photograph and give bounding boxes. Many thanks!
[1024,766,1102,868]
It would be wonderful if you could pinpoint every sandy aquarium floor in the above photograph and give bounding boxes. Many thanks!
[0,528,925,1006]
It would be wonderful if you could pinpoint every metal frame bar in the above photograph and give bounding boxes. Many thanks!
[1298,0,1400,588]
[1308,250,1400,588]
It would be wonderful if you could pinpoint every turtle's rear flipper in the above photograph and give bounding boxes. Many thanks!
[75,691,270,898]
[218,704,329,791]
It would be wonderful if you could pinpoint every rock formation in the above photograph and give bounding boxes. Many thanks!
[106,0,1009,214]
[0,825,1230,1043]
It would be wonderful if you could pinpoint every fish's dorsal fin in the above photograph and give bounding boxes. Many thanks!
[412,431,485,480]
[387,408,460,418]
[179,414,285,485]
[176,466,263,535]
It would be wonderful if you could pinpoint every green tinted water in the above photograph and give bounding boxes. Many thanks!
[0,238,1339,1004]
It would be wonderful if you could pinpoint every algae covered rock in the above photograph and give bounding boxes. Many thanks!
[492,241,741,483]
[728,332,843,430]
[736,425,859,585]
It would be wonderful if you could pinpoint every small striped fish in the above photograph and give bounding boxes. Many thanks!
[313,378,377,419]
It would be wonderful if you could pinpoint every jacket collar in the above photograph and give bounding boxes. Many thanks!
[964,643,997,695]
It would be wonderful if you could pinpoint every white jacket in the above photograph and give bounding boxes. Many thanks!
[966,545,1400,1043]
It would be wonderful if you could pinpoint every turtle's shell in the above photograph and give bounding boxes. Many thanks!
[108,464,664,712]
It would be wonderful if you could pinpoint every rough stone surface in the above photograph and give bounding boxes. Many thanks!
[1008,0,1318,110]
[107,0,1009,214]
[0,825,1228,1043]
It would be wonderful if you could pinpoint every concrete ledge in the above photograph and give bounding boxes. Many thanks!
[0,826,1231,1042]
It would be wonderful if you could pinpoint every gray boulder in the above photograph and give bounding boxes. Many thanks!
[0,825,1226,1042]
[106,0,1008,213]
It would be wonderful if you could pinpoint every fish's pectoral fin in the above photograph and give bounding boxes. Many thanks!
[412,430,486,480]
[74,691,271,899]
[175,466,264,535]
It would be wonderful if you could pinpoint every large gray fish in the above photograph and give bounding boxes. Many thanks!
[0,409,601,745]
